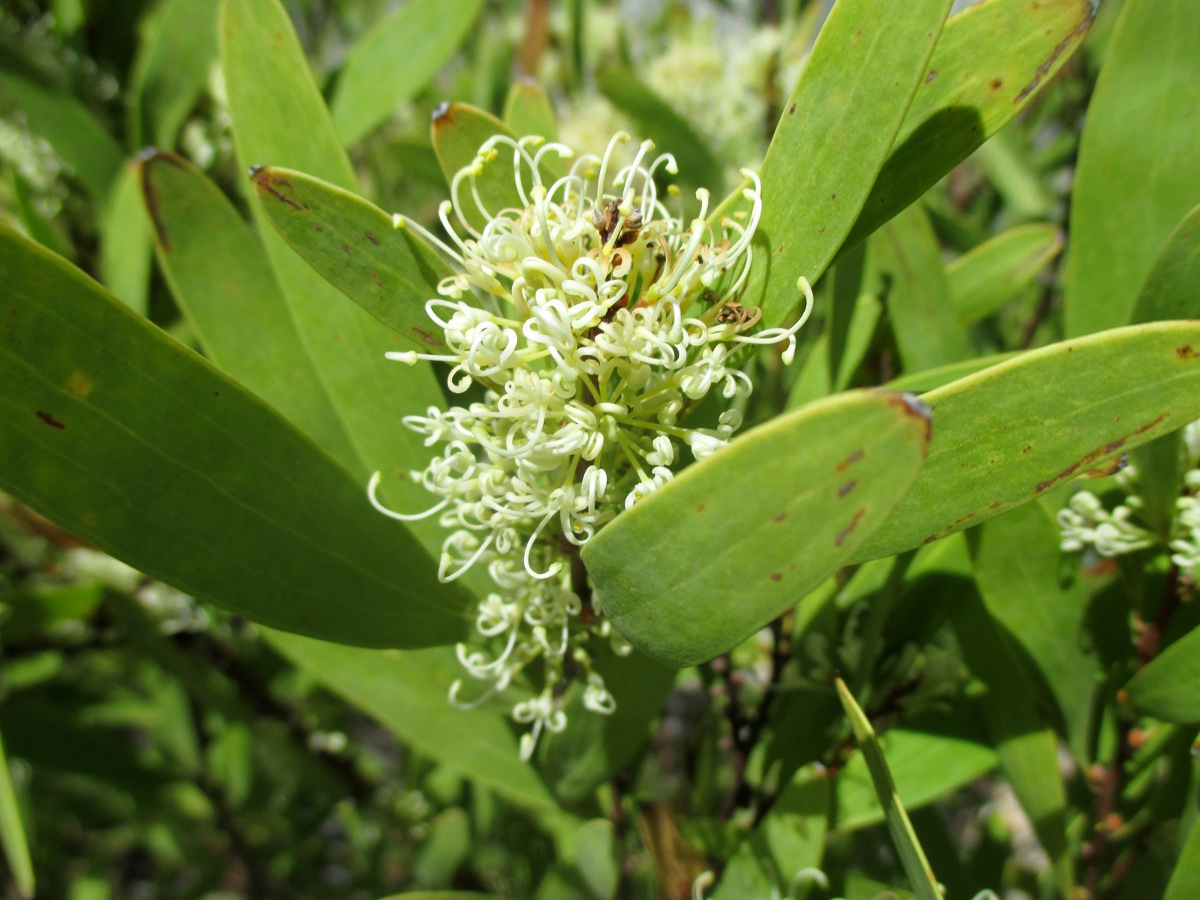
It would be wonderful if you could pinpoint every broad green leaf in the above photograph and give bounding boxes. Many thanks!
[857,322,1200,560]
[129,0,219,147]
[952,592,1069,871]
[1165,815,1200,900]
[139,152,363,473]
[98,161,152,316]
[833,705,998,832]
[265,632,559,812]
[594,66,723,195]
[746,0,953,329]
[221,0,448,536]
[835,679,940,900]
[414,808,471,887]
[503,79,558,140]
[0,225,467,647]
[1126,624,1200,723]
[430,101,520,232]
[0,70,123,201]
[969,501,1108,761]
[1064,0,1200,336]
[250,166,455,350]
[869,203,972,371]
[584,391,931,667]
[0,726,33,900]
[846,0,1094,248]
[947,224,1063,325]
[330,0,486,146]
[1130,205,1200,325]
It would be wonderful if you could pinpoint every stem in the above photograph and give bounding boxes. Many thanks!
[517,0,551,77]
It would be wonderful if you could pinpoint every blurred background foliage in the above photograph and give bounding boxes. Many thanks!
[6,0,1200,898]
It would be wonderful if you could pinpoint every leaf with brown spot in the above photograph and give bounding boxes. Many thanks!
[251,166,456,347]
[584,390,930,667]
[856,321,1200,561]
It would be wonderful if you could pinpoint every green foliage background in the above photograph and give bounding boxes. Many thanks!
[1,0,1199,897]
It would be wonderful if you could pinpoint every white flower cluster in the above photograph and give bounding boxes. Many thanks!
[372,132,811,757]
[1058,420,1200,576]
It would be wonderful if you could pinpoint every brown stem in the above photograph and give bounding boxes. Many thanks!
[517,0,551,78]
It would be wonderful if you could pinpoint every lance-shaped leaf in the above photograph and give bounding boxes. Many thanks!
[0,225,468,648]
[128,0,219,148]
[251,166,455,349]
[1125,625,1200,724]
[835,678,941,900]
[583,391,931,668]
[856,322,1200,561]
[1130,205,1200,325]
[503,78,558,140]
[0,727,33,900]
[139,152,362,474]
[846,0,1094,248]
[870,203,972,371]
[330,0,486,146]
[745,0,953,329]
[265,633,559,812]
[99,160,153,316]
[946,224,1063,325]
[1064,0,1200,337]
[221,0,449,532]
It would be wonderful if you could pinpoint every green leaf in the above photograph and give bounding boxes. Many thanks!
[430,101,520,232]
[1165,814,1200,900]
[503,79,558,140]
[221,0,450,545]
[833,705,997,832]
[594,66,723,195]
[250,165,455,350]
[1130,204,1200,325]
[968,501,1108,761]
[0,70,123,201]
[329,0,486,146]
[846,0,1094,248]
[98,161,153,316]
[1063,0,1200,336]
[856,322,1200,561]
[129,0,220,147]
[746,0,953,329]
[951,591,1069,870]
[946,224,1063,325]
[139,152,362,470]
[0,725,34,899]
[869,203,972,370]
[584,390,931,668]
[835,678,941,900]
[265,632,559,812]
[1126,624,1200,723]
[0,225,467,647]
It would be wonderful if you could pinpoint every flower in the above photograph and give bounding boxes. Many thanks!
[371,131,811,757]
[1058,423,1200,579]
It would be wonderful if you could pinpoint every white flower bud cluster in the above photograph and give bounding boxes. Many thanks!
[372,132,811,757]
[1058,419,1200,578]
